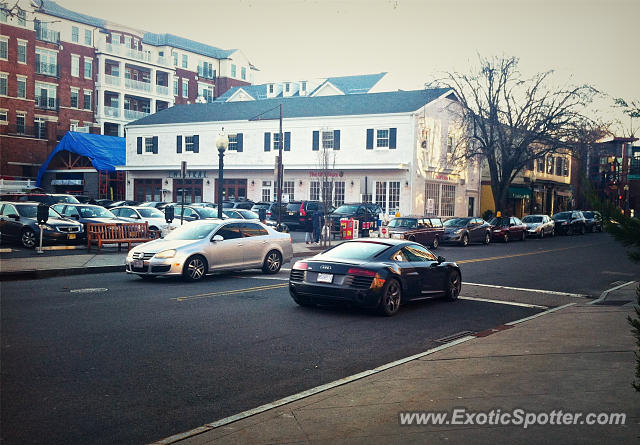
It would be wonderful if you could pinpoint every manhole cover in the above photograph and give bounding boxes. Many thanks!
[435,331,474,343]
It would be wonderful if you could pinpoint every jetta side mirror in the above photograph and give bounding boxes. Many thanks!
[211,235,223,242]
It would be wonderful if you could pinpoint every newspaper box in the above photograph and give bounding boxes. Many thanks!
[340,218,359,240]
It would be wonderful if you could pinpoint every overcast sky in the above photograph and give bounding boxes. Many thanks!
[57,0,639,126]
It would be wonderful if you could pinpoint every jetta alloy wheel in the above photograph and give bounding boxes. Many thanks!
[183,255,207,281]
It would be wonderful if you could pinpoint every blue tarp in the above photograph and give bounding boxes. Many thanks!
[36,132,125,186]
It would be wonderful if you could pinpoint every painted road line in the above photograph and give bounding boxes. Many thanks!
[505,302,576,325]
[590,280,637,305]
[176,283,288,302]
[459,296,548,309]
[456,244,594,265]
[69,287,109,293]
[462,282,588,298]
[234,275,289,281]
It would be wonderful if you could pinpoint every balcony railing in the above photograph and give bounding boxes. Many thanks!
[125,78,152,92]
[124,109,150,120]
[1,125,44,139]
[104,74,121,86]
[35,28,60,44]
[156,85,169,96]
[35,62,59,77]
[104,106,120,118]
[35,96,60,111]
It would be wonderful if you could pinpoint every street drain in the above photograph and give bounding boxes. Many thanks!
[69,288,108,294]
[435,331,474,343]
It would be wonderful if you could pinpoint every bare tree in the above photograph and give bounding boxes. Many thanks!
[613,97,640,138]
[315,140,336,248]
[429,55,598,213]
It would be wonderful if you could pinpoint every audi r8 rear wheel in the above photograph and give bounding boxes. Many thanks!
[378,278,402,316]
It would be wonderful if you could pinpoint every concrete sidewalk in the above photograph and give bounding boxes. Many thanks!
[0,240,325,279]
[157,282,640,445]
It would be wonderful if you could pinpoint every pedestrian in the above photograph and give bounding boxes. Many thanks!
[312,208,324,244]
[304,212,314,244]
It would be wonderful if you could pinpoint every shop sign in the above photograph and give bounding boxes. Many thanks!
[309,170,344,177]
[169,170,208,179]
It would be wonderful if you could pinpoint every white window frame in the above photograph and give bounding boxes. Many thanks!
[16,112,26,133]
[144,136,154,154]
[17,39,27,64]
[69,119,79,131]
[83,90,91,110]
[34,117,46,139]
[375,181,388,212]
[310,181,320,201]
[84,29,92,46]
[231,64,236,78]
[440,184,456,217]
[227,134,238,151]
[0,108,8,124]
[184,135,197,153]
[272,132,282,150]
[388,181,400,213]
[83,58,92,80]
[70,87,79,108]
[71,54,79,77]
[181,54,188,69]
[0,37,8,61]
[182,79,188,98]
[173,78,178,96]
[71,26,79,43]
[322,130,334,149]
[0,73,7,96]
[283,180,294,201]
[376,129,389,148]
[16,75,27,99]
[334,181,345,207]
[241,66,246,80]
[111,33,121,45]
[124,35,132,48]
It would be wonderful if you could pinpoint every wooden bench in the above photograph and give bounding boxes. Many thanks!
[87,222,159,251]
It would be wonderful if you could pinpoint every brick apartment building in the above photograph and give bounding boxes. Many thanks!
[1,0,254,190]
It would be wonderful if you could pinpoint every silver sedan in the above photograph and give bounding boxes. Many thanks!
[522,214,555,238]
[126,219,293,281]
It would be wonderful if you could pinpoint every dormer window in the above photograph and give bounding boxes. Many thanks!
[301,81,307,91]
[269,84,274,94]
[285,83,290,93]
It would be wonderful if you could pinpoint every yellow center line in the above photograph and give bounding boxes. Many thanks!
[176,282,288,302]
[456,243,594,264]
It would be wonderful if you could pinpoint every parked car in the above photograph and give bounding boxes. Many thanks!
[167,205,221,222]
[288,239,461,316]
[328,202,382,236]
[280,200,326,231]
[72,195,97,204]
[552,211,586,235]
[222,199,255,210]
[250,202,287,222]
[522,214,555,238]
[106,200,139,208]
[442,217,492,246]
[51,204,129,230]
[489,216,528,242]
[0,193,80,205]
[95,199,114,208]
[380,216,444,249]
[581,210,603,233]
[125,219,293,281]
[139,201,168,209]
[222,208,290,231]
[110,206,179,236]
[0,201,84,248]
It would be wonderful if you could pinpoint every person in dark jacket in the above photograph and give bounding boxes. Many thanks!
[312,209,324,243]
[304,213,314,244]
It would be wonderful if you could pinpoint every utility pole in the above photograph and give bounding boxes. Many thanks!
[277,104,283,231]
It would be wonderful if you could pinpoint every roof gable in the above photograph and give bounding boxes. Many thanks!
[311,82,345,97]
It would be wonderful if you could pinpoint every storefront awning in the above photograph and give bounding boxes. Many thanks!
[508,186,532,199]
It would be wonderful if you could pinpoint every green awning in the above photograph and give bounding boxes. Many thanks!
[508,186,532,199]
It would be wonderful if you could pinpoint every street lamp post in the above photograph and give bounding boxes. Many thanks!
[216,129,229,219]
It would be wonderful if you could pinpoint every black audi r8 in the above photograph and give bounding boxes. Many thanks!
[289,239,461,316]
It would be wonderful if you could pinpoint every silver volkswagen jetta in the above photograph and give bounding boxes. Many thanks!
[126,219,293,281]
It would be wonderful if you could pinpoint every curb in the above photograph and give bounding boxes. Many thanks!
[589,280,637,305]
[0,265,125,281]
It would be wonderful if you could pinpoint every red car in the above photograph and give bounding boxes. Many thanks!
[489,216,527,242]
[381,216,444,249]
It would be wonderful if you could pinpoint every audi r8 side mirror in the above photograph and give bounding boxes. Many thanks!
[437,256,446,263]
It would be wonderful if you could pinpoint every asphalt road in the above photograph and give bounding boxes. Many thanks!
[1,232,637,444]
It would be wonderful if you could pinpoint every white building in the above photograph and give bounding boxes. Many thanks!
[122,88,482,218]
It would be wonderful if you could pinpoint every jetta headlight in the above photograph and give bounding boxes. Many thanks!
[154,249,177,259]
[454,228,463,234]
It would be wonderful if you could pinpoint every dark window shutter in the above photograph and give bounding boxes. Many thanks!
[284,132,290,151]
[193,135,199,153]
[152,136,158,154]
[334,130,340,150]
[389,128,397,149]
[264,132,271,151]
[366,129,374,150]
[176,135,182,153]
[136,137,142,154]
[312,131,319,151]
[237,133,243,152]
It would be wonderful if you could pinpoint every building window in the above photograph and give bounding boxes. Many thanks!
[273,132,281,150]
[36,48,57,76]
[111,33,121,45]
[124,35,131,48]
[268,84,273,94]
[145,137,154,153]
[375,181,387,212]
[0,110,7,123]
[16,113,25,134]
[301,81,307,92]
[537,157,545,173]
[228,134,238,151]
[563,158,569,176]
[172,52,178,66]
[198,83,214,102]
[70,88,79,108]
[0,74,7,95]
[1,9,7,22]
[181,54,187,68]
[17,9,25,26]
[17,77,26,98]
[261,181,271,202]
[71,55,79,77]
[285,83,290,93]
[69,120,78,131]
[555,157,563,176]
[241,66,246,80]
[182,79,188,98]
[84,29,92,46]
[334,181,345,206]
[185,135,197,152]
[425,182,440,216]
[322,131,334,149]
[310,181,320,201]
[35,82,57,109]
[283,181,294,201]
[441,184,456,217]
[0,38,7,60]
[84,58,92,79]
[72,26,79,42]
[388,181,400,213]
[231,64,236,78]
[376,129,389,148]
[34,117,46,139]
[173,78,178,96]
[546,156,554,174]
[83,91,91,110]
[17,41,27,63]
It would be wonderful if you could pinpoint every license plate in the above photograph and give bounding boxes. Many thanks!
[133,260,144,269]
[317,273,333,283]
[67,233,76,240]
